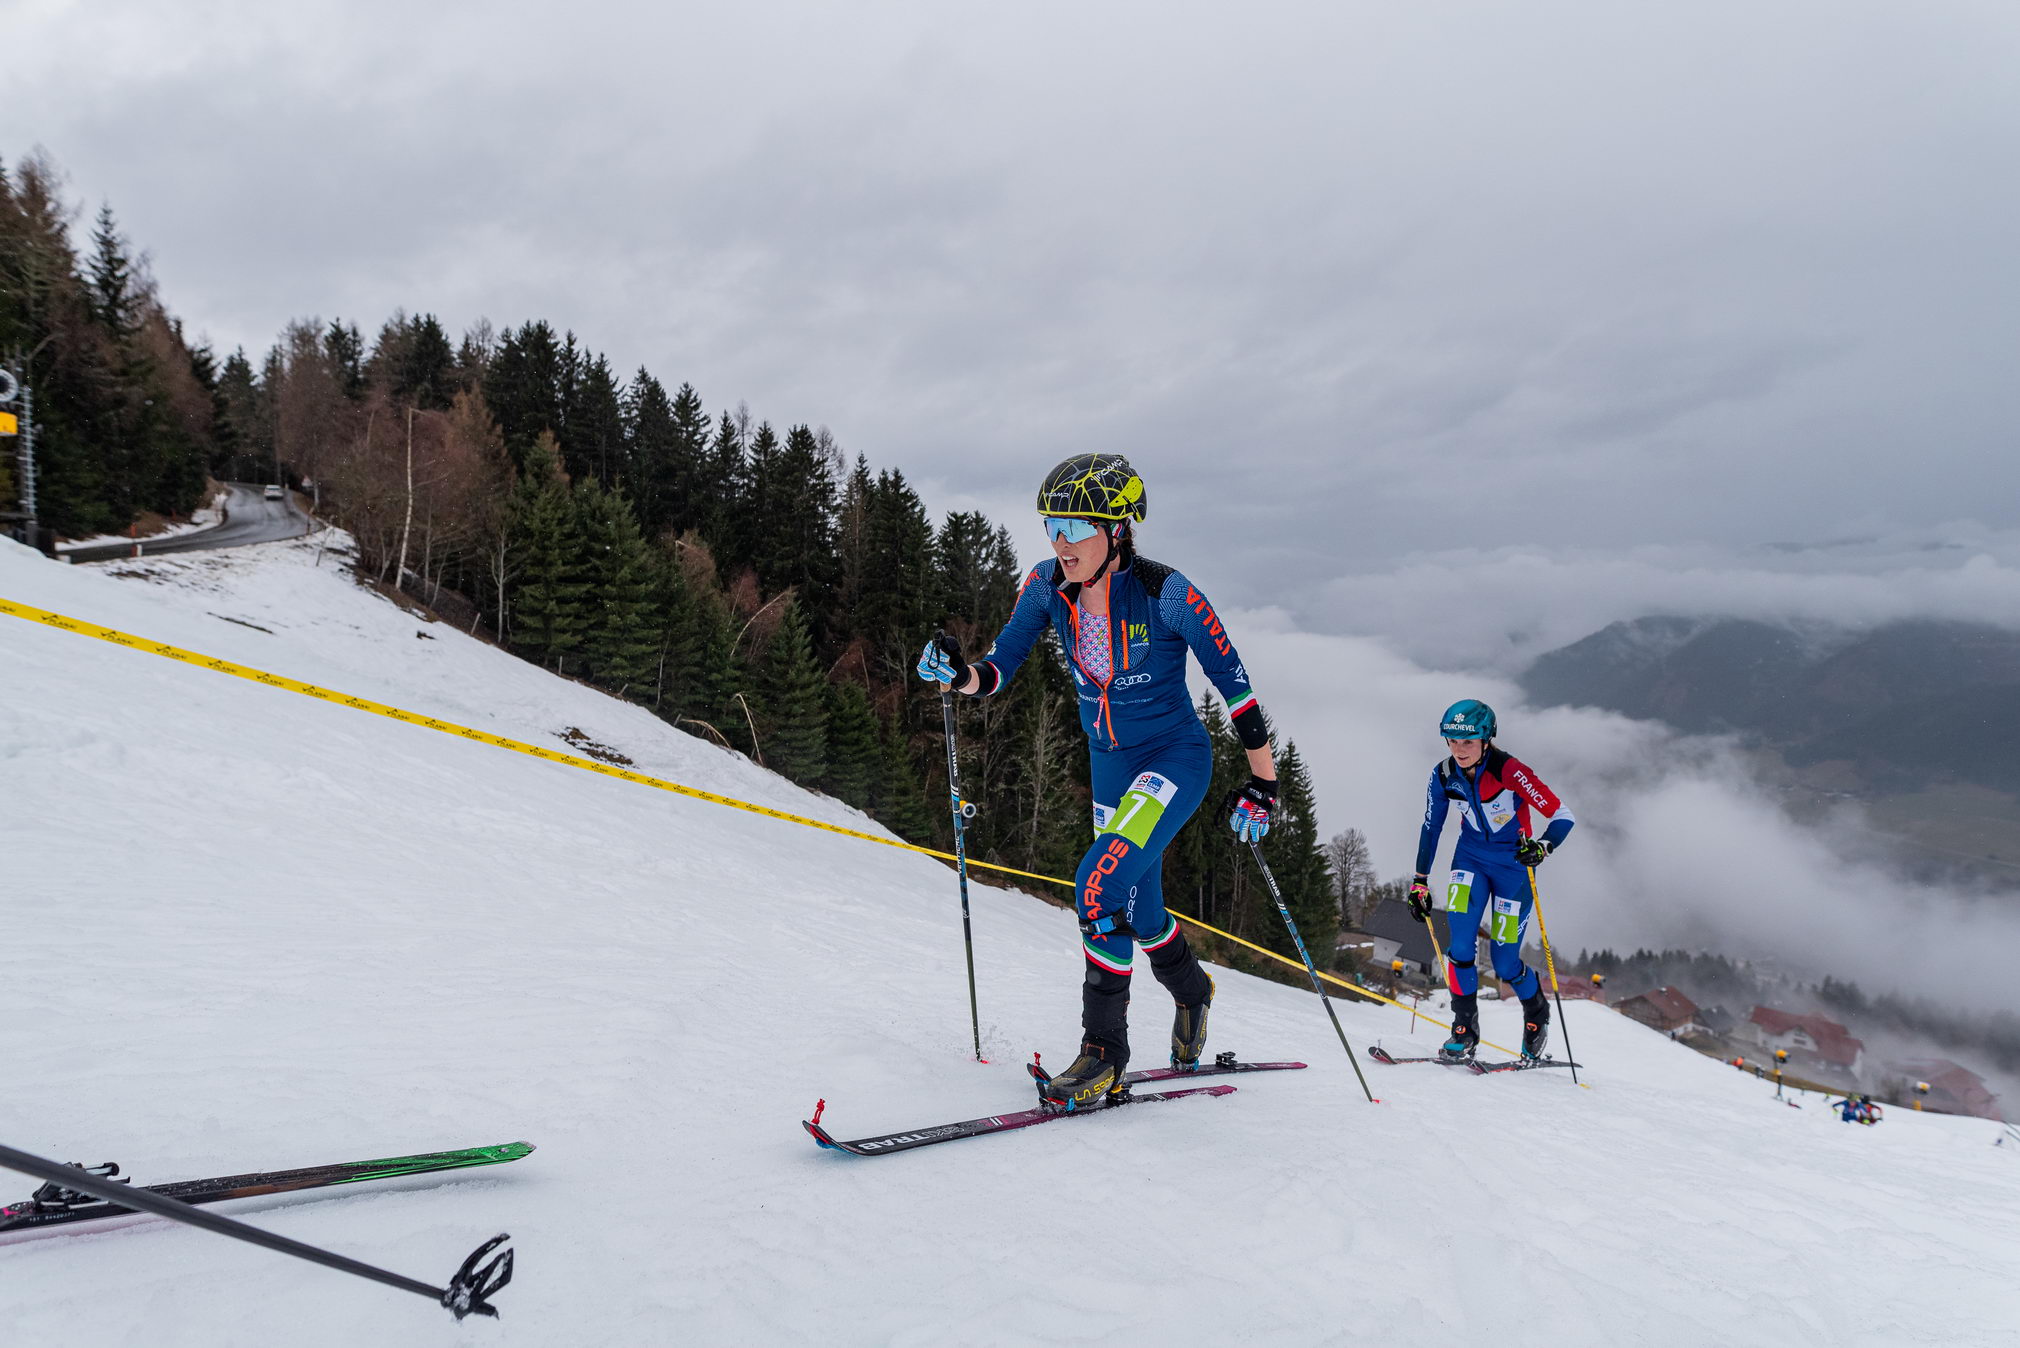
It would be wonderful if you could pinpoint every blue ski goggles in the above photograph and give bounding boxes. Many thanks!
[1042,516,1108,544]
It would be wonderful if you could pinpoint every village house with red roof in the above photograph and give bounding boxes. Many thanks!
[1891,1058,2003,1121]
[1737,1006,1864,1078]
[1615,986,1699,1035]
[1549,974,1608,1004]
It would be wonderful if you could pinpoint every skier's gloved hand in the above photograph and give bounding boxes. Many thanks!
[1222,776,1278,842]
[915,634,968,686]
[1514,837,1552,866]
[1407,875,1433,923]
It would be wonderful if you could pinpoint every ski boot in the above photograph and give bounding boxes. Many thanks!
[1038,1043,1128,1112]
[1520,992,1551,1060]
[1440,995,1479,1063]
[1170,975,1215,1071]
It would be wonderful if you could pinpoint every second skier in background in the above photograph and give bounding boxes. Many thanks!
[1408,700,1575,1063]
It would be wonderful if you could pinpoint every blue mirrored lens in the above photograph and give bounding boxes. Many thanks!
[1043,517,1103,543]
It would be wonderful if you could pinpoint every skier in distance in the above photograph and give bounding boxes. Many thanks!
[1406,700,1575,1062]
[916,453,1279,1109]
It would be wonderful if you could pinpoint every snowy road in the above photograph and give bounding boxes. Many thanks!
[1,532,2014,1346]
[63,484,312,563]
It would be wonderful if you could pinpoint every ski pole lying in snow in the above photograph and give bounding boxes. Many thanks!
[1246,839,1377,1104]
[0,1143,514,1320]
[1524,861,1581,1087]
[935,630,986,1063]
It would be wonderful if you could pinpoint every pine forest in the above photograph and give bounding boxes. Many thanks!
[0,150,1343,977]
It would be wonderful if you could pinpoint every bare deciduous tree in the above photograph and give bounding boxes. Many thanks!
[1325,827,1379,929]
[273,319,352,492]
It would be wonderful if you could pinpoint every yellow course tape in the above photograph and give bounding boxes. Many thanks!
[1,593,1517,1056]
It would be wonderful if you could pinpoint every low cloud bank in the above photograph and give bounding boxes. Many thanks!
[1230,607,2020,1023]
[1300,526,2020,671]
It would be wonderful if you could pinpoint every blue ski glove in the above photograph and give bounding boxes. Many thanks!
[915,633,968,686]
[1515,837,1552,867]
[1223,776,1278,842]
[1407,875,1433,923]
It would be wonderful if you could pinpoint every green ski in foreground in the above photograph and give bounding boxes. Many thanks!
[0,1140,534,1234]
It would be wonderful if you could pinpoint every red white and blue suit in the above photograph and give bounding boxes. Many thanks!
[1415,747,1574,1001]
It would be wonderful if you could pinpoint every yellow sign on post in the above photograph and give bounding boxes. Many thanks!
[0,411,17,436]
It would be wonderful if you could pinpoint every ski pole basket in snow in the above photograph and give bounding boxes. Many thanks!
[0,1142,518,1321]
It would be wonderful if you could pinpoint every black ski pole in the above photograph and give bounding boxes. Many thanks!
[1525,858,1581,1086]
[935,629,984,1062]
[0,1142,513,1320]
[1246,839,1377,1103]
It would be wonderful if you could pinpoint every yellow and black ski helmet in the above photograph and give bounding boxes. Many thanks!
[1037,453,1147,523]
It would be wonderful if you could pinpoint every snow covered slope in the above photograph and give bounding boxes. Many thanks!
[1,534,2014,1346]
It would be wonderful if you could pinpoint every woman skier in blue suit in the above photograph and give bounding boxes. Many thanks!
[917,454,1279,1109]
[1409,699,1575,1062]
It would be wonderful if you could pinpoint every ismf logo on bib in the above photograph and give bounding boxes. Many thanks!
[1482,792,1517,832]
[1130,773,1176,805]
[1106,771,1180,847]
[1446,869,1476,914]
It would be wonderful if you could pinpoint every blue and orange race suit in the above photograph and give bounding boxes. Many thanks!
[978,555,1265,973]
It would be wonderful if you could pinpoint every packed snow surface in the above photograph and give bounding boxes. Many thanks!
[1,534,2014,1346]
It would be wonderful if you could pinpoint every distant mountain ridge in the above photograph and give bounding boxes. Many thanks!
[1522,616,2020,794]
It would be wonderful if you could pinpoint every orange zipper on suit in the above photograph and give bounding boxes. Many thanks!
[1062,575,1122,748]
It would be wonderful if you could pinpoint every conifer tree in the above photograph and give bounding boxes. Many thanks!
[0,161,152,531]
[577,481,661,694]
[833,454,874,642]
[871,713,935,842]
[756,600,830,785]
[509,439,587,669]
[624,370,679,540]
[733,420,783,586]
[860,468,935,686]
[700,410,745,559]
[822,679,880,811]
[647,542,703,719]
[568,352,626,489]
[214,347,261,478]
[556,330,583,444]
[86,204,136,337]
[935,510,1021,635]
[739,424,840,646]
[81,205,176,527]
[323,320,365,400]
[658,382,711,537]
[483,321,565,470]
[377,312,455,410]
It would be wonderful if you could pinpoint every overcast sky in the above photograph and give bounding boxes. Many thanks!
[12,1,2020,1035]
[10,0,2020,645]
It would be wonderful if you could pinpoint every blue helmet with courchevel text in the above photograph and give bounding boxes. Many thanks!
[1439,699,1496,742]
